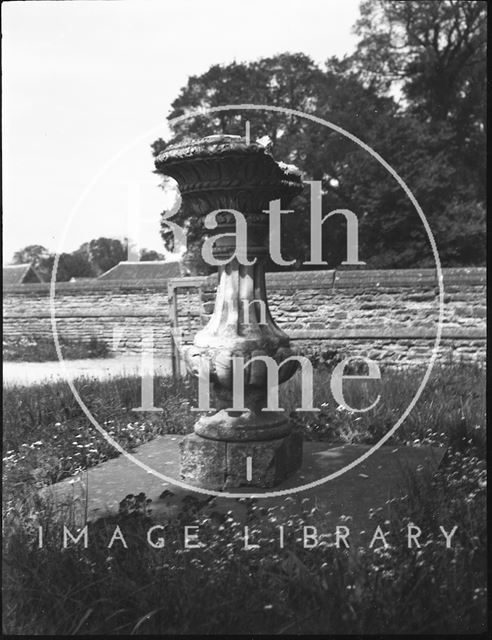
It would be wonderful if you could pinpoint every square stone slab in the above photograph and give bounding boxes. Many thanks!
[42,435,446,544]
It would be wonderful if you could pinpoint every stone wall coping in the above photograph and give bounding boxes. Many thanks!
[288,327,486,340]
[5,311,170,318]
[2,267,485,296]
[2,280,170,295]
[173,328,485,341]
[171,267,486,292]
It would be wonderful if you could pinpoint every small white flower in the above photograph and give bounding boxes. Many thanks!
[256,135,272,149]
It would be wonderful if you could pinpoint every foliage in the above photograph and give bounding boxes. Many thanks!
[46,251,94,282]
[9,239,166,281]
[152,1,486,271]
[139,248,165,261]
[3,334,110,362]
[76,237,128,276]
[354,0,486,131]
[283,360,485,450]
[2,364,487,634]
[352,0,486,266]
[11,244,52,281]
[3,374,195,491]
[153,53,400,272]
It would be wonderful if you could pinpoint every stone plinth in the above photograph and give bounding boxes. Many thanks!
[180,432,303,491]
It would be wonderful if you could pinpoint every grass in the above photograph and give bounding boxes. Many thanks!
[2,363,487,634]
[3,375,195,494]
[3,334,111,361]
[283,361,485,449]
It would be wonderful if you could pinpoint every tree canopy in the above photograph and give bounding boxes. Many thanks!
[9,238,164,281]
[152,0,486,273]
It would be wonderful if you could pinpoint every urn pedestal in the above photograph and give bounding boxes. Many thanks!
[155,135,303,490]
[180,431,303,490]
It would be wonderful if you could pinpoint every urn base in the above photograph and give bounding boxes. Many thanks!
[180,431,303,490]
[194,408,291,442]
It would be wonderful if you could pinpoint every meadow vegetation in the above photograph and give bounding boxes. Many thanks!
[2,363,486,634]
[3,334,110,362]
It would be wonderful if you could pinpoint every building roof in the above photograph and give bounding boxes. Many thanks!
[3,263,44,285]
[97,260,183,282]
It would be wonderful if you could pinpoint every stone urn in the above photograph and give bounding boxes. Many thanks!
[155,134,303,489]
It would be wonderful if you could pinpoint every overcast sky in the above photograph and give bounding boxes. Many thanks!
[2,0,360,264]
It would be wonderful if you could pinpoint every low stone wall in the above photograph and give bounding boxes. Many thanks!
[172,268,486,365]
[3,268,486,365]
[2,281,173,354]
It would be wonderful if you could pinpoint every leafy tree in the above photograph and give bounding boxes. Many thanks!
[151,1,485,271]
[353,0,486,197]
[11,245,58,281]
[152,54,330,273]
[48,252,94,282]
[76,237,127,276]
[10,237,130,281]
[140,249,165,261]
[350,0,486,266]
[11,245,52,280]
[152,53,400,272]
[152,53,326,154]
[354,0,486,123]
[12,244,49,266]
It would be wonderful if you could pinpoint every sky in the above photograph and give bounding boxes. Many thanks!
[2,0,361,264]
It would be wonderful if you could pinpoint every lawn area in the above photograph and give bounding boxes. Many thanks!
[2,363,487,634]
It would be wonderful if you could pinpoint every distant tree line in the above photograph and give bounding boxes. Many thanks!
[152,0,486,274]
[10,239,164,282]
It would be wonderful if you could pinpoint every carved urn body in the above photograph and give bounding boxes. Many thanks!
[155,135,303,489]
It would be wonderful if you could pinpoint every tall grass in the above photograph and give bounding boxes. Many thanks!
[3,375,195,494]
[3,334,110,361]
[282,361,485,449]
[3,374,195,450]
[2,363,487,634]
[3,454,486,634]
